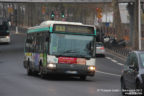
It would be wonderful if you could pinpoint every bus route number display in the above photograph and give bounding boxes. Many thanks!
[53,24,94,34]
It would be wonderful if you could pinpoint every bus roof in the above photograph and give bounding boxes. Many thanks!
[39,20,83,26]
[27,20,95,34]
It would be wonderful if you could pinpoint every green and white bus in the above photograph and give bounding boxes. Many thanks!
[23,21,96,80]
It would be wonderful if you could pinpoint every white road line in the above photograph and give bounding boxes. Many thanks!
[96,70,121,77]
[105,57,111,59]
[105,56,124,66]
[111,59,118,63]
[117,63,124,66]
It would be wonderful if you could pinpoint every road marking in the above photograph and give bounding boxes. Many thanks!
[111,59,117,63]
[105,57,111,60]
[117,63,124,66]
[96,70,121,77]
[105,56,124,66]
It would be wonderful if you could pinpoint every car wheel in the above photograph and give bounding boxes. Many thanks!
[136,81,143,95]
[121,79,127,96]
[80,76,86,80]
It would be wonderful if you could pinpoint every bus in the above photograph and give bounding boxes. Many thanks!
[0,18,10,43]
[23,21,96,80]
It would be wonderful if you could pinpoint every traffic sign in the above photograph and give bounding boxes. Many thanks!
[96,8,102,19]
[42,6,46,14]
[105,22,110,27]
[97,13,102,19]
[8,7,13,13]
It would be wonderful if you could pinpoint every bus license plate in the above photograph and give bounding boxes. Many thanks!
[65,71,78,74]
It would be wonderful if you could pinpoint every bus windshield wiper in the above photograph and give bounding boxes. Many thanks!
[62,50,78,54]
[76,55,91,59]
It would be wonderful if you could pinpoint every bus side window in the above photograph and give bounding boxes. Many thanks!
[43,32,48,53]
[43,32,49,53]
[31,34,36,53]
[25,34,32,52]
[38,33,44,53]
[25,35,29,52]
[35,33,41,53]
[35,32,45,53]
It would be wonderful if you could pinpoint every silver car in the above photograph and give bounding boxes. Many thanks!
[96,42,105,57]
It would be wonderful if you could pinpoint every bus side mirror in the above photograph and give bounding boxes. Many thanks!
[129,65,135,70]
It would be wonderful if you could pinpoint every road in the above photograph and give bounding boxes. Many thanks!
[0,33,124,96]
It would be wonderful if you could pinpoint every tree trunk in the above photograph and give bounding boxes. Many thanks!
[133,1,139,50]
[112,0,123,41]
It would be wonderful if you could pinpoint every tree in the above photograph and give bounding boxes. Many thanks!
[133,0,139,50]
[112,0,124,41]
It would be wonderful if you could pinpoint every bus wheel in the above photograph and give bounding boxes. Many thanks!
[121,79,127,96]
[80,76,87,80]
[39,66,46,79]
[27,65,33,76]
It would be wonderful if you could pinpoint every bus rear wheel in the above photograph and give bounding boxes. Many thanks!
[27,65,33,76]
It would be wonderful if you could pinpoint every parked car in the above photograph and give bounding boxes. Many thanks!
[121,51,144,96]
[95,42,105,57]
[103,36,110,43]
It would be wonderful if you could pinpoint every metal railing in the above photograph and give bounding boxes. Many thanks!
[105,42,132,57]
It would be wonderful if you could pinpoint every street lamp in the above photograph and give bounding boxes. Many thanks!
[61,11,65,18]
[50,11,55,20]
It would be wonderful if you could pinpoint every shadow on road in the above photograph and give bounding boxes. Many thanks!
[95,54,105,58]
[0,43,9,45]
[25,74,93,82]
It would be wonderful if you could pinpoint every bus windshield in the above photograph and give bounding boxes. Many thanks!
[49,33,94,58]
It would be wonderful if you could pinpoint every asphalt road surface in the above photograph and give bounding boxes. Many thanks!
[0,33,124,96]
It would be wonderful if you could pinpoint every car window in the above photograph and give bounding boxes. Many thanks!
[132,54,138,68]
[127,53,138,69]
[96,43,103,47]
[126,54,130,66]
[140,53,144,67]
[127,53,137,65]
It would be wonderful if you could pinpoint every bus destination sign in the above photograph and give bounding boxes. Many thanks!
[53,24,94,34]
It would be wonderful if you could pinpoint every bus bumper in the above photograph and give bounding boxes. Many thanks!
[43,64,95,76]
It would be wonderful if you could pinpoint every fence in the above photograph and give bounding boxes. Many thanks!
[105,42,132,57]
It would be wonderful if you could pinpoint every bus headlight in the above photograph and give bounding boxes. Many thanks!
[6,36,10,39]
[47,64,56,69]
[88,66,96,71]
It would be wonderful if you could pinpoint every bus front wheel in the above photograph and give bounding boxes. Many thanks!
[39,66,46,79]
